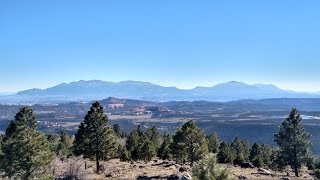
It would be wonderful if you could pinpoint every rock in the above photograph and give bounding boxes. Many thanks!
[182,173,192,180]
[240,162,255,168]
[258,168,272,175]
[238,175,248,180]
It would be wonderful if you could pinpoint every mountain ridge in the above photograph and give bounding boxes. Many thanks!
[2,80,320,104]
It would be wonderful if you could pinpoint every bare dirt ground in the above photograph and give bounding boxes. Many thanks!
[53,157,316,180]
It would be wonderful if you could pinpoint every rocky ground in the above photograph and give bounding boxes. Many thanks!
[53,158,316,180]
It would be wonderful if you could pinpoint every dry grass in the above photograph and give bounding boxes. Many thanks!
[53,157,316,180]
[222,164,315,180]
[53,158,179,180]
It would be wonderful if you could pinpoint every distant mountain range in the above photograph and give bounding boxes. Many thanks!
[0,80,319,104]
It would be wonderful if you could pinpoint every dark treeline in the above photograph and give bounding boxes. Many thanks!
[0,102,318,179]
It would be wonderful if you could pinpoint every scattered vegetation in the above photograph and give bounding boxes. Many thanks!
[0,104,317,179]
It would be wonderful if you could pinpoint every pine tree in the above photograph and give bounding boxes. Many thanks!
[113,124,122,137]
[208,132,221,153]
[231,137,250,165]
[126,127,143,161]
[274,108,311,177]
[73,102,118,173]
[158,135,173,160]
[171,120,208,166]
[141,137,157,162]
[57,130,73,158]
[46,133,59,153]
[250,143,275,168]
[0,107,55,179]
[125,126,159,162]
[146,125,160,149]
[118,145,130,162]
[217,142,235,164]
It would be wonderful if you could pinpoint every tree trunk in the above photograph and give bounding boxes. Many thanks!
[294,166,299,177]
[96,155,100,173]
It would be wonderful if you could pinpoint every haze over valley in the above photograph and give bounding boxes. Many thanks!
[1,80,320,104]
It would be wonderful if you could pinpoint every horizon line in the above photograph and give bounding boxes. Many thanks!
[2,79,319,94]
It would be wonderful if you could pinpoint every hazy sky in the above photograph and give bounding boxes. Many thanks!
[1,1,320,92]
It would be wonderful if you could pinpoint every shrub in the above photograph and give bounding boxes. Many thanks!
[314,169,320,179]
[192,153,231,180]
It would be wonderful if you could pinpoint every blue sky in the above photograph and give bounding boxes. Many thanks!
[1,1,320,92]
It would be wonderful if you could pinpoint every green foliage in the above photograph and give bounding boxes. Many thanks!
[119,145,130,162]
[192,153,231,180]
[126,125,159,162]
[274,108,311,177]
[231,137,250,165]
[0,107,55,179]
[4,107,37,139]
[145,125,160,149]
[314,169,320,179]
[208,133,221,154]
[158,135,173,160]
[46,133,59,152]
[141,137,157,162]
[73,102,118,173]
[171,120,208,166]
[126,126,144,161]
[250,143,275,168]
[113,124,122,138]
[217,142,235,164]
[57,130,73,158]
[309,157,320,170]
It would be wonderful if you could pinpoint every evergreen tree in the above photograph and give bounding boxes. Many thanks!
[118,145,130,162]
[217,142,235,164]
[141,137,157,162]
[146,125,160,149]
[250,143,275,168]
[0,107,55,179]
[73,102,118,173]
[57,130,73,158]
[231,137,250,165]
[158,135,173,160]
[113,124,122,137]
[125,126,158,162]
[126,127,143,161]
[274,108,311,177]
[171,120,208,166]
[46,133,59,153]
[208,132,221,153]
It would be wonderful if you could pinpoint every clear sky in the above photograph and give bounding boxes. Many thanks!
[1,1,320,92]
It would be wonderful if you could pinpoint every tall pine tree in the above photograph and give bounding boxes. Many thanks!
[274,108,311,177]
[231,137,250,165]
[171,120,208,166]
[73,102,118,173]
[158,135,173,160]
[0,107,55,180]
[208,132,221,154]
[57,130,73,158]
